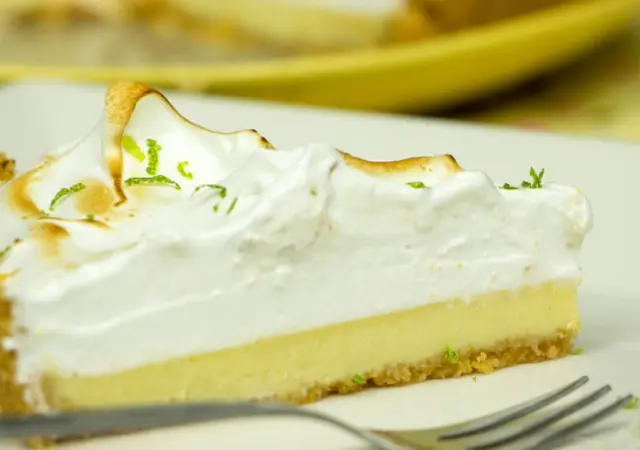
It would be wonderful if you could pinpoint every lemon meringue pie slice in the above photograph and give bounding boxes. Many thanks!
[0,83,590,418]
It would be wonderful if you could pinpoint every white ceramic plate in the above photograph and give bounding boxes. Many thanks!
[0,81,639,450]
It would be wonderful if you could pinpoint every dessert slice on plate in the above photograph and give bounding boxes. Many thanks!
[153,0,571,51]
[0,82,591,416]
[161,0,435,50]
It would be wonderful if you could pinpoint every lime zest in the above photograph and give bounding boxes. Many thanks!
[522,167,545,189]
[570,347,584,355]
[624,396,639,410]
[177,161,193,180]
[49,182,86,212]
[121,135,145,162]
[443,345,460,364]
[145,139,162,176]
[0,244,11,259]
[501,167,545,190]
[212,204,220,213]
[407,181,428,189]
[124,175,181,191]
[194,184,227,199]
[86,214,95,221]
[226,197,238,215]
[352,374,366,385]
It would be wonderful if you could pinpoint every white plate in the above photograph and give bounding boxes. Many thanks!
[0,80,639,450]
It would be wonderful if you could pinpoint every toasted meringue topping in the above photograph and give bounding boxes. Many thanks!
[0,83,592,394]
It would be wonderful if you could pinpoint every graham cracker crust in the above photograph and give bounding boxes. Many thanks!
[0,280,28,416]
[0,155,22,416]
[274,327,576,404]
[3,327,575,448]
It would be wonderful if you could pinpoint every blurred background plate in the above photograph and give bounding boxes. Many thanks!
[0,0,636,113]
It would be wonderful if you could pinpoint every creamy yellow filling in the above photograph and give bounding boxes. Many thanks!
[37,281,579,410]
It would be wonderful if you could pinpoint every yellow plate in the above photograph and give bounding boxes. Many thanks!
[4,0,638,113]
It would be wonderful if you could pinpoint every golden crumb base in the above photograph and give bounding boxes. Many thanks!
[15,328,575,449]
[276,327,575,404]
[0,281,27,417]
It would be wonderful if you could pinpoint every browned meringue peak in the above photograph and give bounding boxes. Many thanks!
[5,82,462,225]
[6,81,464,224]
[340,151,462,179]
[4,164,43,219]
[107,81,463,186]
[104,81,275,206]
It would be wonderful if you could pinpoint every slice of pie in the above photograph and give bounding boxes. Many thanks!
[0,82,591,419]
[0,0,435,54]
[0,0,571,56]
[161,0,436,50]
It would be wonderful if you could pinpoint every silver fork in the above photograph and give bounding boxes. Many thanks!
[0,376,635,449]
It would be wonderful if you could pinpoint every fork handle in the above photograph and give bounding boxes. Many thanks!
[0,402,400,450]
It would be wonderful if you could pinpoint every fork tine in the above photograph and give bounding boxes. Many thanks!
[467,385,612,450]
[526,394,635,450]
[439,376,589,440]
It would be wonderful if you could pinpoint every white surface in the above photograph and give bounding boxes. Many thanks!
[0,80,638,449]
[0,85,590,388]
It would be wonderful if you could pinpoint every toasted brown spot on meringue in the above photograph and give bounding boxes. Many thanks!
[5,169,42,218]
[73,179,114,215]
[0,153,15,184]
[105,82,155,206]
[81,219,110,228]
[0,271,17,283]
[339,152,462,177]
[105,82,154,132]
[32,223,70,258]
[260,136,276,150]
[50,217,111,229]
[4,147,69,217]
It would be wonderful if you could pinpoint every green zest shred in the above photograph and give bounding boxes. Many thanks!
[177,161,193,180]
[125,175,181,191]
[195,184,227,198]
[443,345,460,364]
[49,182,86,211]
[122,135,145,162]
[226,197,238,215]
[407,181,428,189]
[501,167,545,190]
[570,347,584,355]
[624,396,639,410]
[522,167,545,189]
[352,374,366,385]
[192,184,235,215]
[145,139,162,175]
[0,244,11,259]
